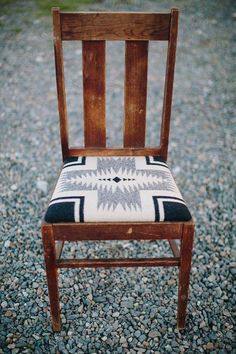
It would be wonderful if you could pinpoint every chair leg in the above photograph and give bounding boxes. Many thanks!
[177,222,194,329]
[42,224,61,331]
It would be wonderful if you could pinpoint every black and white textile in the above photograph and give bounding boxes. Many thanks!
[45,156,191,223]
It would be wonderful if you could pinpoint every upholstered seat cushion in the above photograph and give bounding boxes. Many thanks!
[45,156,191,223]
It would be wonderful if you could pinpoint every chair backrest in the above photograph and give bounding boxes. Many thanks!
[52,8,179,161]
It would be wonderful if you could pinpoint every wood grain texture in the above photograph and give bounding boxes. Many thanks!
[52,222,184,241]
[177,222,194,329]
[56,257,180,268]
[42,224,61,331]
[68,147,162,156]
[52,8,69,160]
[44,8,193,332]
[83,40,106,147]
[160,8,179,160]
[60,12,171,41]
[124,41,148,147]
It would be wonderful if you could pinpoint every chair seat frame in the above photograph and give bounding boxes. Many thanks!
[42,7,195,332]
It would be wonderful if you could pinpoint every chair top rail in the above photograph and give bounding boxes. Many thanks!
[59,11,171,41]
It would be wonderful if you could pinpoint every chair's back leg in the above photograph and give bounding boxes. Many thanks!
[177,222,194,329]
[42,224,61,331]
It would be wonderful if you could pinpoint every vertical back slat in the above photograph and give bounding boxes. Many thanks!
[52,8,69,160]
[160,8,179,160]
[124,41,148,147]
[83,40,106,147]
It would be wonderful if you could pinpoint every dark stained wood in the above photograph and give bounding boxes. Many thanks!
[56,257,180,268]
[160,8,179,160]
[177,222,194,329]
[52,222,183,241]
[43,8,195,332]
[68,147,162,157]
[168,239,180,258]
[42,224,61,331]
[52,8,69,160]
[83,40,106,147]
[60,12,171,41]
[124,41,148,147]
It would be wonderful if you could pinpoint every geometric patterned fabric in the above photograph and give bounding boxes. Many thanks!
[45,156,192,223]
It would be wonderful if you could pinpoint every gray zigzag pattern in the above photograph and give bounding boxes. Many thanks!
[97,185,141,211]
[97,157,136,173]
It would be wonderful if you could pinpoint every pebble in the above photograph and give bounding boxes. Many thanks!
[206,342,214,350]
[165,344,172,352]
[139,334,146,343]
[223,309,230,317]
[35,56,43,63]
[120,300,133,308]
[4,240,11,248]
[112,312,120,318]
[199,321,206,328]
[208,274,216,282]
[215,286,222,297]
[36,180,48,194]
[148,330,159,338]
[120,336,127,344]
[5,310,13,317]
[1,301,8,308]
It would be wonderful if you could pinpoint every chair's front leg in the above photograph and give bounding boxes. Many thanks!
[177,222,194,329]
[42,224,61,331]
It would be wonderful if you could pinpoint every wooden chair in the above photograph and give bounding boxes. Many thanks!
[42,7,194,332]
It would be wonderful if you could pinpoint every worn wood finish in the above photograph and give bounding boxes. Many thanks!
[160,8,179,160]
[52,222,183,241]
[43,8,195,331]
[68,147,162,157]
[168,239,180,258]
[52,8,69,160]
[60,12,171,41]
[124,41,148,147]
[177,222,194,329]
[83,40,106,147]
[56,257,180,268]
[42,225,61,331]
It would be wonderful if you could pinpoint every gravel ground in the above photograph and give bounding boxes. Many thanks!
[0,0,236,352]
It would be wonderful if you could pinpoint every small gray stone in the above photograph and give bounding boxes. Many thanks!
[134,330,141,338]
[148,330,159,338]
[112,312,120,317]
[120,301,133,309]
[206,342,214,350]
[120,336,127,344]
[223,309,230,317]
[36,180,48,194]
[139,334,146,343]
[208,274,216,282]
[4,240,11,248]
[165,344,172,352]
[200,320,206,328]
[1,301,8,308]
[215,286,222,297]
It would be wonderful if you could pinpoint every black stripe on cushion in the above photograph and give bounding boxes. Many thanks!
[163,201,192,221]
[45,202,75,223]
